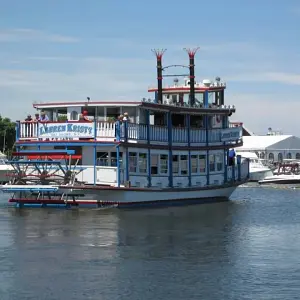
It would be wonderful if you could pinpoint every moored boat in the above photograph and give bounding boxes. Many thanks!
[237,151,273,182]
[0,48,249,208]
[258,160,300,187]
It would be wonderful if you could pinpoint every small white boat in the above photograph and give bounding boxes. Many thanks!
[258,161,300,186]
[237,152,273,182]
[0,152,14,183]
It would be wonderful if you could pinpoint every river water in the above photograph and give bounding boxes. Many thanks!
[0,185,299,299]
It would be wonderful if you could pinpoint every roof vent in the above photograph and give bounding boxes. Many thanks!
[202,79,211,87]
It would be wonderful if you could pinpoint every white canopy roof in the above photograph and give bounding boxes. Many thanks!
[238,135,292,151]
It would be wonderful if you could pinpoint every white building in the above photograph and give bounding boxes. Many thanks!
[237,135,300,162]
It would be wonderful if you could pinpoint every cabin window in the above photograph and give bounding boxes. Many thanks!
[180,155,188,175]
[296,153,300,160]
[172,155,179,174]
[138,153,147,174]
[70,111,78,120]
[160,154,168,174]
[97,152,109,166]
[209,154,215,172]
[129,152,137,173]
[215,154,223,171]
[199,155,206,173]
[191,155,198,173]
[268,153,274,161]
[110,152,123,167]
[190,115,204,128]
[151,154,159,175]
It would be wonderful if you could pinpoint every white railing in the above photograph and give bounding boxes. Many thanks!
[18,121,242,144]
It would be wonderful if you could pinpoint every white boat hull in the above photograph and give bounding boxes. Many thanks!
[258,174,300,186]
[1,181,245,208]
[249,169,273,182]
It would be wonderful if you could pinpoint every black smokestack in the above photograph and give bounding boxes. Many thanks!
[152,49,166,104]
[184,47,199,107]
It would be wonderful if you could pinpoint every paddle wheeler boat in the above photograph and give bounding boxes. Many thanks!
[0,48,249,208]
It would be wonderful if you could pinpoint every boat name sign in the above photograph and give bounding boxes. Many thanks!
[220,128,241,142]
[38,122,94,138]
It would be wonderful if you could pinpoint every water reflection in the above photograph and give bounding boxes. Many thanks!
[0,187,300,299]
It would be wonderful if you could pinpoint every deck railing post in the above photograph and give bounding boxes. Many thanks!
[237,155,241,181]
[115,120,120,141]
[94,119,97,140]
[167,111,173,187]
[146,110,151,187]
[205,115,209,186]
[117,145,121,187]
[187,115,191,187]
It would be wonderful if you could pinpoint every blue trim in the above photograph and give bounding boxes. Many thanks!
[237,155,241,181]
[16,149,76,155]
[116,145,121,187]
[15,121,20,141]
[124,121,128,142]
[126,148,129,183]
[224,148,227,183]
[204,90,209,108]
[17,142,117,147]
[146,110,151,187]
[187,115,191,187]
[115,120,120,141]
[93,145,97,185]
[167,112,173,187]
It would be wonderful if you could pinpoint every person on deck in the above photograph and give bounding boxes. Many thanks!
[79,110,92,122]
[39,111,49,122]
[228,148,236,166]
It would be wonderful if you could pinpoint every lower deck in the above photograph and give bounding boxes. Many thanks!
[17,144,249,189]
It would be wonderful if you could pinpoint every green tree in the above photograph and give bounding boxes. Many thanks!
[0,115,16,156]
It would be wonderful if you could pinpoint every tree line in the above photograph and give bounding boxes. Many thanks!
[0,115,16,157]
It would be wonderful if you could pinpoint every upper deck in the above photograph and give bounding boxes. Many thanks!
[16,48,243,147]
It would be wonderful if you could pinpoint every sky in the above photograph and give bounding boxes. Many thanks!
[0,0,300,135]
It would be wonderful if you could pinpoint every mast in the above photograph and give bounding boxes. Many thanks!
[184,47,200,107]
[152,49,166,104]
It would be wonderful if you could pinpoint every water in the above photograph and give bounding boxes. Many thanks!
[0,186,299,299]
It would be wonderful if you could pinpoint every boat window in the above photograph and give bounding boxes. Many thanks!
[199,154,206,173]
[160,154,168,174]
[191,155,198,173]
[110,152,123,167]
[151,154,159,175]
[70,111,78,121]
[180,155,188,175]
[172,155,179,174]
[209,154,215,172]
[216,154,223,171]
[129,152,137,173]
[97,152,109,166]
[138,153,147,174]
